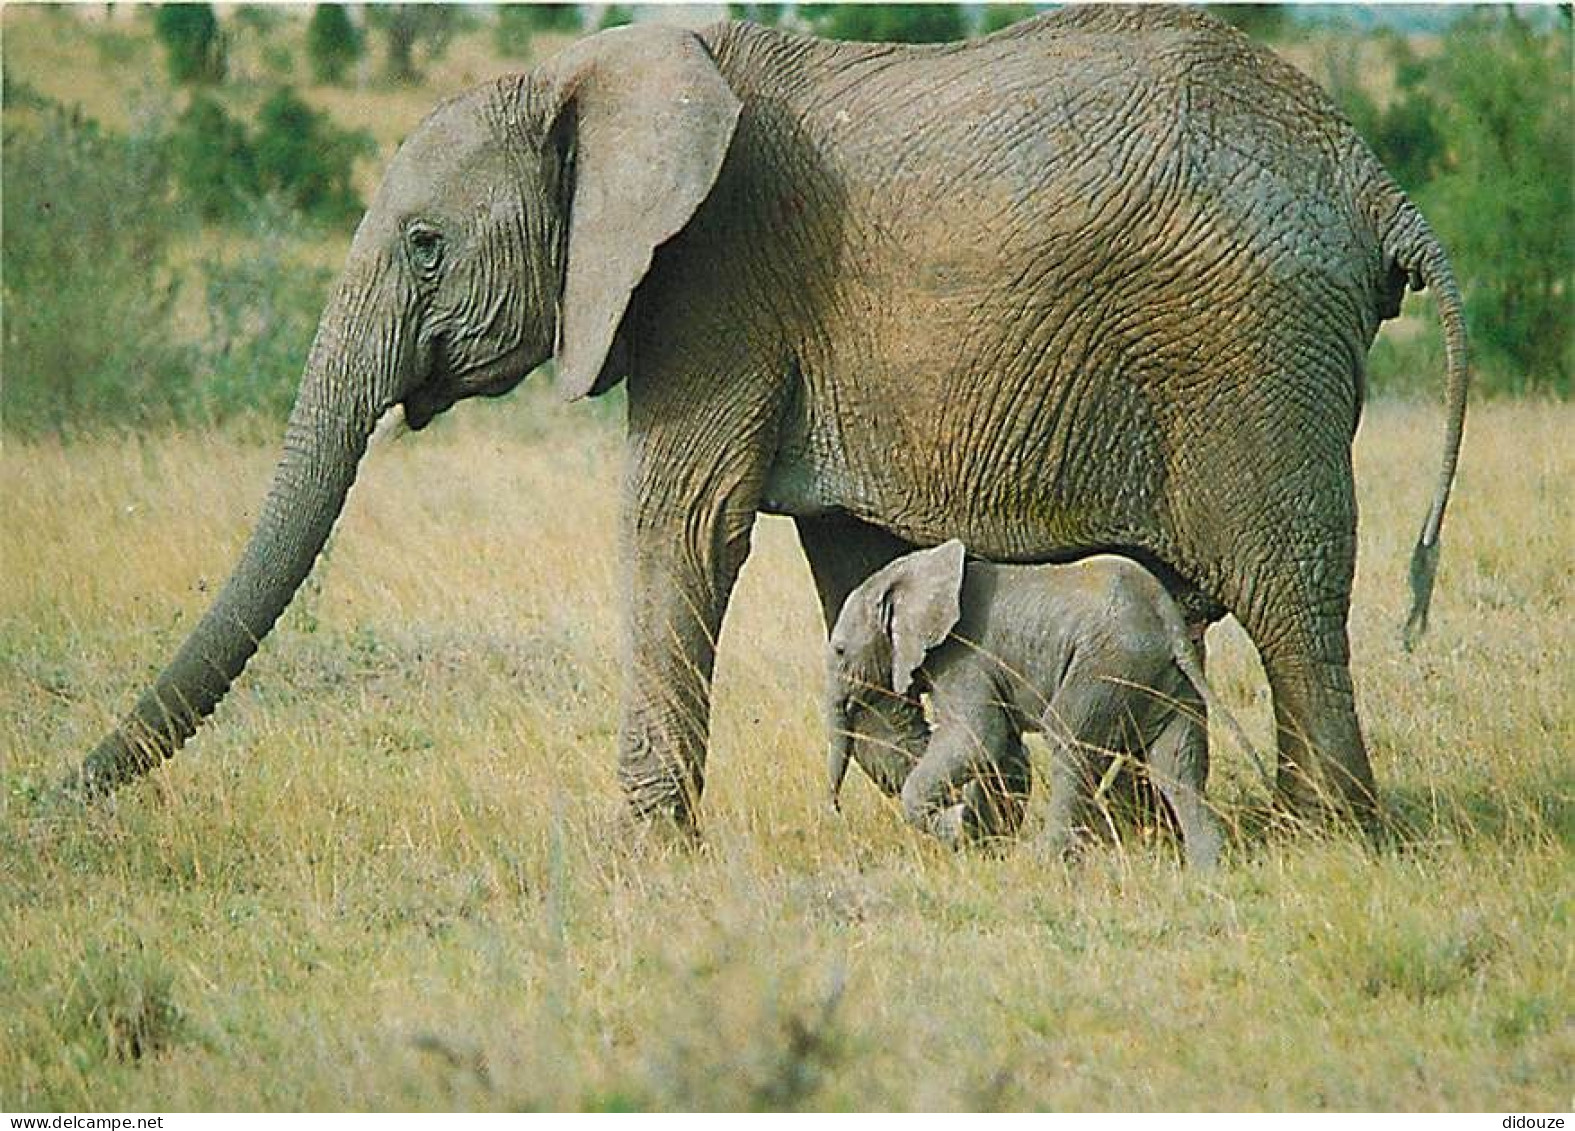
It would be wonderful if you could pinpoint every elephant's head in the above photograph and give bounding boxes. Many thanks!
[825,540,967,808]
[74,26,741,794]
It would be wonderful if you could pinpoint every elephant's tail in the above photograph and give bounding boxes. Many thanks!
[1382,201,1471,651]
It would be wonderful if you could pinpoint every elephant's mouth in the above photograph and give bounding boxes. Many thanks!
[402,386,454,431]
[403,351,535,431]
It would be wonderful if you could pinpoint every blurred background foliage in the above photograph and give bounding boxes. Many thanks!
[2,4,1569,437]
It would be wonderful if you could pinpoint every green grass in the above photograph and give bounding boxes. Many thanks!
[1,398,1570,1110]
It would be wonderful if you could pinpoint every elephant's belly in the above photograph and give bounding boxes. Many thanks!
[759,446,842,517]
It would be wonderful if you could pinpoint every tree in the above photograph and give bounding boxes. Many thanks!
[367,5,458,85]
[799,5,966,44]
[307,5,364,86]
[495,5,582,57]
[1417,11,1573,392]
[253,87,375,224]
[153,4,227,85]
[1321,34,1443,192]
[170,95,258,221]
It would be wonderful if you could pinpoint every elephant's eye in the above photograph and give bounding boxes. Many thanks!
[405,223,445,275]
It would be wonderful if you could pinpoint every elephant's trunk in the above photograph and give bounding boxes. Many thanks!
[835,696,929,801]
[73,268,407,795]
[826,701,853,810]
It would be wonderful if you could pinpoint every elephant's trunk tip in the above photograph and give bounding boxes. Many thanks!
[827,715,852,814]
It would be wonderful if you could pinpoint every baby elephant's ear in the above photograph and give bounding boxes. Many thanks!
[886,540,967,696]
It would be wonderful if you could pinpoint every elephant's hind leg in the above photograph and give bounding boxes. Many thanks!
[1223,474,1378,828]
[1039,681,1129,859]
[1146,709,1225,870]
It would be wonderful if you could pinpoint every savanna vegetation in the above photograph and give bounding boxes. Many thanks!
[2,4,1570,1112]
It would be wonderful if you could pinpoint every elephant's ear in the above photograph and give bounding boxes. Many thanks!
[548,25,741,401]
[884,540,968,696]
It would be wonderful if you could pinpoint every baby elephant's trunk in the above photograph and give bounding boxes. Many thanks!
[826,702,853,811]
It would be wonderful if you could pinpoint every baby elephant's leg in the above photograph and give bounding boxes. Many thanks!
[900,708,1014,848]
[1147,711,1225,870]
[1040,683,1127,859]
[1043,734,1116,859]
[961,730,1032,842]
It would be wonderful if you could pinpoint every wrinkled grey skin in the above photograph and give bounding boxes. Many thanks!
[826,542,1261,868]
[74,10,1467,845]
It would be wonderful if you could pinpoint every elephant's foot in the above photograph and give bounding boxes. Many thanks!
[1180,819,1224,872]
[1269,717,1384,847]
[609,801,704,855]
[616,750,704,848]
[933,802,968,848]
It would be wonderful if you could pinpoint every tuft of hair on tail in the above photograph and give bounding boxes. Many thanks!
[1403,533,1441,653]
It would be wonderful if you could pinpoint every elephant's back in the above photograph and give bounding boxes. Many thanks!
[709,10,1384,293]
[980,555,1176,666]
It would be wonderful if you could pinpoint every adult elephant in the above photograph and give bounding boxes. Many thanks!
[73,8,1469,837]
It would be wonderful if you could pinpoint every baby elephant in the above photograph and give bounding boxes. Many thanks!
[827,541,1256,869]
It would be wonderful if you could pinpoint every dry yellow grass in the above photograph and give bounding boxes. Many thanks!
[1,395,1570,1110]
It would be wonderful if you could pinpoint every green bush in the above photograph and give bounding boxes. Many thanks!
[1206,4,1291,42]
[1416,12,1572,394]
[368,5,459,84]
[726,3,785,27]
[978,5,1038,36]
[1321,12,1571,397]
[1,98,197,434]
[2,92,343,435]
[196,201,335,425]
[594,5,635,32]
[495,4,581,56]
[252,86,375,225]
[800,4,966,43]
[169,94,258,222]
[153,4,227,86]
[307,5,364,86]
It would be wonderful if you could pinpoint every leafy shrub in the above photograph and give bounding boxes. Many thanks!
[1416,12,1572,394]
[2,96,197,434]
[368,5,459,84]
[169,94,258,222]
[1320,12,1570,396]
[800,4,966,43]
[594,5,635,33]
[153,3,227,86]
[195,201,335,424]
[495,4,581,56]
[307,4,364,85]
[978,5,1038,36]
[726,3,785,27]
[3,91,342,434]
[261,42,297,83]
[252,86,375,225]
[1207,4,1291,42]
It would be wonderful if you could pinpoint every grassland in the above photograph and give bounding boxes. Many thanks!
[1,396,1570,1111]
[2,3,1570,1112]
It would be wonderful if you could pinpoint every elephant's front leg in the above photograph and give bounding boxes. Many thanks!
[899,695,1015,849]
[959,730,1032,842]
[617,427,771,834]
